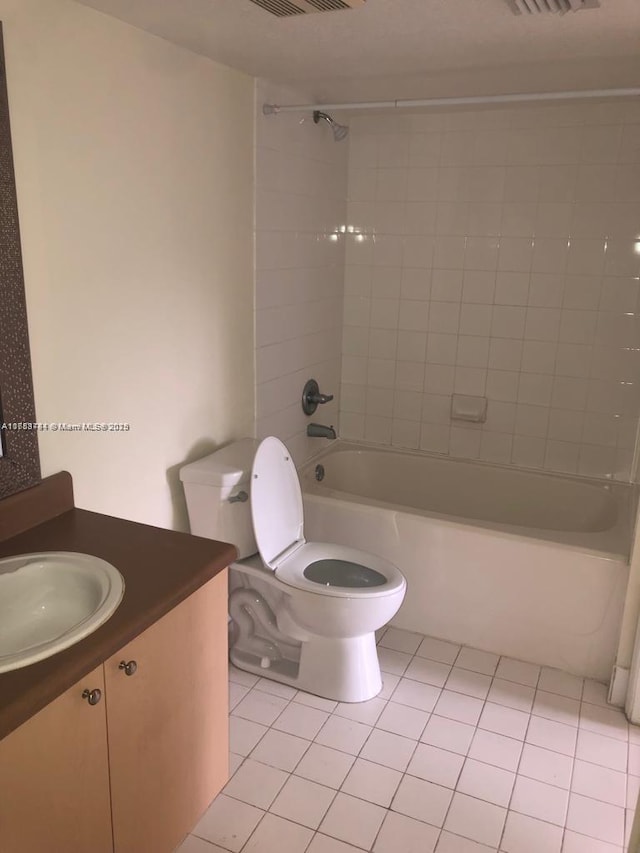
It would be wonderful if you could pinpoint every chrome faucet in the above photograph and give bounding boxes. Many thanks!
[307,423,336,439]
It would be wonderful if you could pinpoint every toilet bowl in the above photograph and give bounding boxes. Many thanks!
[180,436,406,702]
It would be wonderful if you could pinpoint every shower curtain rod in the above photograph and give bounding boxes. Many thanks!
[262,87,640,114]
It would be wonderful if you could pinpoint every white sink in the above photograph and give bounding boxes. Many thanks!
[0,552,125,674]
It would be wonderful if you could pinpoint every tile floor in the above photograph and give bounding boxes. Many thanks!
[178,627,640,853]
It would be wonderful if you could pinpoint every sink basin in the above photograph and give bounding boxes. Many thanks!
[0,551,125,674]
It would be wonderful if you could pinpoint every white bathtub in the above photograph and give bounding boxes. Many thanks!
[301,441,634,681]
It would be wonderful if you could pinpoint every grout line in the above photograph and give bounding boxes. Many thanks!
[222,631,636,853]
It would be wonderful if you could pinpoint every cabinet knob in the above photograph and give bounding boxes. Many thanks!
[119,659,138,676]
[82,688,102,706]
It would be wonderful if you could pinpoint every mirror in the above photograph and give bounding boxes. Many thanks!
[0,23,41,499]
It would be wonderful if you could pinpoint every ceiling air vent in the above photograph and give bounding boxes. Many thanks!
[248,0,366,17]
[507,0,600,13]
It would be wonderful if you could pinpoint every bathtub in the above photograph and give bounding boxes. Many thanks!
[301,441,634,681]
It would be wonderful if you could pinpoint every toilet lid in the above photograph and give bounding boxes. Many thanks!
[251,436,305,570]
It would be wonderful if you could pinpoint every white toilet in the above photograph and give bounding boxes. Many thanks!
[180,436,406,702]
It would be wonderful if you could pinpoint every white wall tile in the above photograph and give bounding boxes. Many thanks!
[563,276,602,310]
[395,361,425,391]
[372,267,402,299]
[465,238,500,271]
[338,412,365,440]
[369,328,398,360]
[480,431,513,464]
[495,271,530,306]
[454,367,487,396]
[488,339,523,371]
[373,235,404,267]
[449,427,481,460]
[431,269,463,302]
[484,401,517,433]
[502,202,537,237]
[433,235,466,268]
[459,304,493,336]
[518,374,553,407]
[545,440,580,474]
[551,377,589,411]
[528,274,564,308]
[406,202,437,235]
[504,166,540,202]
[435,201,469,236]
[515,404,549,438]
[512,435,546,468]
[429,302,460,334]
[335,102,640,479]
[391,419,421,449]
[536,202,573,238]
[367,358,396,388]
[397,331,427,362]
[364,415,393,444]
[366,387,394,417]
[492,306,527,339]
[555,344,591,378]
[462,270,496,303]
[427,333,458,365]
[499,237,534,272]
[256,81,346,461]
[398,300,430,332]
[456,336,490,369]
[521,341,557,375]
[525,307,561,342]
[376,168,407,202]
[486,370,520,402]
[401,267,432,300]
[420,423,450,454]
[424,365,455,396]
[370,298,400,329]
[575,165,618,203]
[407,168,439,201]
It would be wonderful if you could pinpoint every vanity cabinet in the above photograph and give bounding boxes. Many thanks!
[0,570,229,853]
[0,663,113,853]
[107,570,229,852]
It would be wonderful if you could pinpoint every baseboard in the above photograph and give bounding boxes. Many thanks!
[608,665,629,708]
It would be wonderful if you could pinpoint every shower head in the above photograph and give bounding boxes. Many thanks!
[313,110,349,142]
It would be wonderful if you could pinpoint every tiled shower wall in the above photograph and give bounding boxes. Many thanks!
[340,101,640,479]
[255,80,347,464]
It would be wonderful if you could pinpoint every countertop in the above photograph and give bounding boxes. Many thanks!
[0,499,236,741]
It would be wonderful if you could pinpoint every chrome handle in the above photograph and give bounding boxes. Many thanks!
[302,379,334,415]
[228,490,248,504]
[309,392,334,405]
[119,659,138,676]
[82,688,102,706]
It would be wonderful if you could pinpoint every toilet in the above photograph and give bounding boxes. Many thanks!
[180,436,406,702]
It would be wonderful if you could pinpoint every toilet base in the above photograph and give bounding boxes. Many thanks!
[230,631,382,703]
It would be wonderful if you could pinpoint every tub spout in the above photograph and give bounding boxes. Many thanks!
[307,423,336,439]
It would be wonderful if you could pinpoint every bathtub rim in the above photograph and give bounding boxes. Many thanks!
[300,439,635,563]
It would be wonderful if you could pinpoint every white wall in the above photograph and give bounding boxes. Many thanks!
[254,80,347,465]
[1,0,254,529]
[341,101,640,480]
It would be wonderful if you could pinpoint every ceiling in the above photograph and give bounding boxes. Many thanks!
[76,0,640,102]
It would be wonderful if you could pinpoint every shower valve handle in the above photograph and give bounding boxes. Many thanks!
[308,392,334,405]
[302,379,334,415]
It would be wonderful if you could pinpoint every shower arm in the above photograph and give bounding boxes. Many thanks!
[262,86,640,115]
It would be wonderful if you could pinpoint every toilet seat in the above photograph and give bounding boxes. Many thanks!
[251,437,405,599]
[275,541,405,599]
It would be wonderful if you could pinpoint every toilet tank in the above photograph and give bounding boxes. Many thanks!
[179,438,259,559]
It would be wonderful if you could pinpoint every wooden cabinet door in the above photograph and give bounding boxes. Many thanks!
[106,571,229,853]
[0,665,113,853]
